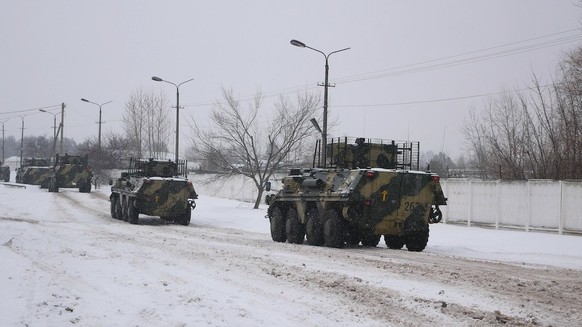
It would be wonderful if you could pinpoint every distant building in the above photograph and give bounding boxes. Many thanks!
[3,156,20,171]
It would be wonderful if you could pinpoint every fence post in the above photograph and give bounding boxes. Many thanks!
[468,179,472,227]
[559,180,563,235]
[495,180,501,230]
[526,181,531,232]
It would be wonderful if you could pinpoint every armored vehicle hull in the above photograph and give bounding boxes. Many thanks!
[110,158,198,225]
[15,158,52,186]
[47,154,92,193]
[1,165,10,182]
[267,137,447,251]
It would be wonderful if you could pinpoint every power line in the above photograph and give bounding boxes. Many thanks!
[336,32,582,84]
[333,83,561,108]
[183,28,581,108]
[335,28,581,84]
[0,104,62,117]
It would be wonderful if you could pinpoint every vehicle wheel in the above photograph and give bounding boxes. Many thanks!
[384,235,406,249]
[110,196,118,219]
[406,226,429,252]
[115,196,123,220]
[305,208,323,246]
[346,229,361,246]
[361,234,381,247]
[285,208,305,244]
[79,181,91,193]
[323,208,344,248]
[47,177,55,192]
[270,207,286,242]
[176,210,191,226]
[122,198,129,222]
[127,199,139,224]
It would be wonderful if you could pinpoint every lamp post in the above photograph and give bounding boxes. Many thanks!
[290,39,350,167]
[151,76,194,163]
[81,98,112,150]
[38,109,58,145]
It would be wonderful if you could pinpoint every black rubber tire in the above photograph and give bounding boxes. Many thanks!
[48,177,58,193]
[323,208,344,248]
[406,226,429,252]
[361,234,381,247]
[114,196,123,220]
[384,235,406,249]
[79,180,92,193]
[176,210,191,226]
[305,208,323,246]
[285,208,305,244]
[110,196,118,219]
[270,207,286,242]
[122,198,129,222]
[127,199,139,224]
[346,230,361,246]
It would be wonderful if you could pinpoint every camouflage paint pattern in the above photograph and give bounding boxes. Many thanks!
[110,158,198,219]
[327,141,398,169]
[16,158,51,185]
[45,154,93,192]
[128,177,196,216]
[267,138,445,249]
[269,167,446,237]
[54,161,92,188]
[1,165,9,182]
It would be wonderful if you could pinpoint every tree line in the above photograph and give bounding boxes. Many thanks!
[461,47,582,180]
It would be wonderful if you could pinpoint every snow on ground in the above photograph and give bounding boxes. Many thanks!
[1,182,582,326]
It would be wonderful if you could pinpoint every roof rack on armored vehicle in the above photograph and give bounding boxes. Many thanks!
[313,137,420,170]
[22,157,49,167]
[126,157,188,178]
[55,153,88,166]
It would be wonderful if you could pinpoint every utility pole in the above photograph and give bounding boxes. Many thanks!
[1,119,8,163]
[290,39,350,167]
[19,117,24,167]
[59,102,65,155]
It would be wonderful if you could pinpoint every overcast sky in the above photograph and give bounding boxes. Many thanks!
[1,1,581,159]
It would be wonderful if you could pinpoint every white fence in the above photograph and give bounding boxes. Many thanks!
[440,179,582,234]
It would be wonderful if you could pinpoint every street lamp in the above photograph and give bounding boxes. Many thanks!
[151,76,194,162]
[38,109,59,145]
[81,98,112,150]
[290,39,350,167]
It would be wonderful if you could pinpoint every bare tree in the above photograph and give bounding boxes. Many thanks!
[123,88,170,159]
[189,88,321,208]
[463,47,582,180]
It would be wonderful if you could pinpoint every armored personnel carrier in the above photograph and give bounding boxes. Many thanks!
[0,162,10,182]
[15,158,52,186]
[109,158,198,225]
[47,154,93,193]
[266,137,447,251]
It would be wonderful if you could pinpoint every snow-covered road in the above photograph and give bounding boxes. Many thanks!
[1,184,581,326]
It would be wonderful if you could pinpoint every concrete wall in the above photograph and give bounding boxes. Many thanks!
[440,179,582,234]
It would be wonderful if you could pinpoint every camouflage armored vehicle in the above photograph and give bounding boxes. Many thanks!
[15,158,52,186]
[266,137,447,251]
[0,162,10,182]
[47,154,93,193]
[109,158,198,225]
